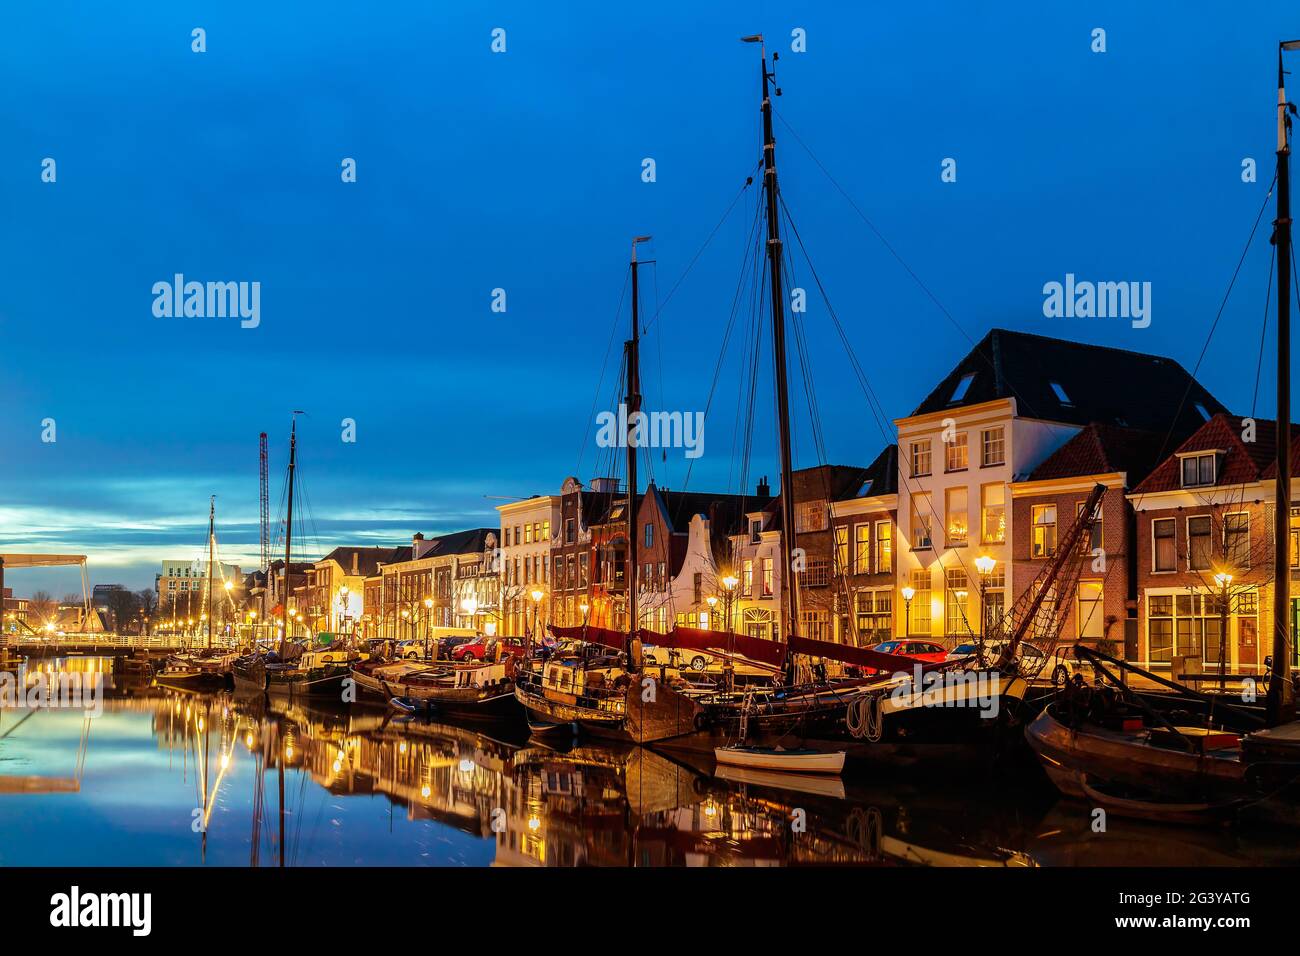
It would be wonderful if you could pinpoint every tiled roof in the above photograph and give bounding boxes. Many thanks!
[421,528,496,557]
[1028,423,1165,485]
[912,328,1228,438]
[318,545,407,577]
[1130,413,1293,494]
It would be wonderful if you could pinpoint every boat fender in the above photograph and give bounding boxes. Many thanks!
[693,711,712,732]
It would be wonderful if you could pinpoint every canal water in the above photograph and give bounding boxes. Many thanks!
[1,657,1297,867]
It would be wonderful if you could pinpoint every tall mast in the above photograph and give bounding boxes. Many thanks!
[206,496,215,649]
[281,414,300,656]
[749,36,800,639]
[626,235,651,671]
[1270,43,1299,725]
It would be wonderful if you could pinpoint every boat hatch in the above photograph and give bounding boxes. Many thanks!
[1149,727,1241,754]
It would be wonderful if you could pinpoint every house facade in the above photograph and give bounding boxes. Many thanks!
[496,495,561,638]
[1129,414,1291,675]
[894,329,1226,646]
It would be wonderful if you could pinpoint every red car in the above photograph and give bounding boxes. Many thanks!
[452,638,526,662]
[863,640,948,674]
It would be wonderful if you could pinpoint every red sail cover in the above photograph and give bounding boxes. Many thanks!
[653,626,788,669]
[786,634,946,673]
[548,624,787,667]
[547,624,627,652]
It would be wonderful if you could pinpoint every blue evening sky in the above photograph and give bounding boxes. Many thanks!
[1,1,1297,592]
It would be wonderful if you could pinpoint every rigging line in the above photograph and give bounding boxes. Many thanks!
[576,268,631,478]
[770,107,1042,410]
[782,239,864,641]
[679,184,766,500]
[1131,174,1277,511]
[728,195,767,496]
[1252,245,1277,418]
[652,258,667,486]
[780,193,980,590]
[641,159,762,335]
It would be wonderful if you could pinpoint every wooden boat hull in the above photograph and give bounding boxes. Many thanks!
[232,659,351,699]
[388,689,522,721]
[513,680,626,738]
[714,746,845,774]
[1024,705,1249,812]
[353,662,523,720]
[638,672,1029,768]
[155,669,223,689]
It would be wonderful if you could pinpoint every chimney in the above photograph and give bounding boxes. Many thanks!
[757,476,770,498]
[413,532,425,559]
[351,551,359,575]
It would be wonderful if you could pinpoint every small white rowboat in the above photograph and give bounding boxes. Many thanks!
[714,746,846,775]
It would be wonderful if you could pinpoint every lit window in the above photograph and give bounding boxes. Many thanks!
[874,520,892,573]
[945,487,968,546]
[912,493,933,549]
[981,484,1006,543]
[1031,505,1057,558]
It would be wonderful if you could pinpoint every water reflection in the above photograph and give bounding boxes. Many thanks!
[0,657,1296,867]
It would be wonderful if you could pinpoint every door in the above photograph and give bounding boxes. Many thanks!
[1238,617,1258,672]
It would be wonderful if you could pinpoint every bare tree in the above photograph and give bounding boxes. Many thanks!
[28,590,56,626]
[1180,498,1275,687]
[137,590,158,634]
[106,589,141,634]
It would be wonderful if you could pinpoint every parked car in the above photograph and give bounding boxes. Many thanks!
[945,642,980,662]
[863,639,948,674]
[980,640,1050,676]
[451,637,526,661]
[1047,643,1099,687]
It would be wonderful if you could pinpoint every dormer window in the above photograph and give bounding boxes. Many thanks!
[1180,451,1217,488]
[1049,381,1072,405]
[949,372,976,403]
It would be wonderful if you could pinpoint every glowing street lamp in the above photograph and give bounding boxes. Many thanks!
[901,586,915,637]
[528,589,545,651]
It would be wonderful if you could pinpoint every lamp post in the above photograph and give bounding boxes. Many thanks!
[1214,570,1233,693]
[706,595,718,630]
[400,608,410,643]
[530,589,544,655]
[423,596,434,660]
[901,586,915,638]
[340,585,350,638]
[722,574,739,634]
[975,555,996,645]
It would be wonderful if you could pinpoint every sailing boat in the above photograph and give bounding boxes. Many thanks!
[233,415,364,698]
[512,236,688,738]
[157,497,235,689]
[1024,42,1300,823]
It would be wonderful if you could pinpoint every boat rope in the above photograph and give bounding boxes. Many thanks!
[845,692,884,742]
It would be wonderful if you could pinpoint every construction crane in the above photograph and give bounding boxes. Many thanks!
[259,433,270,573]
